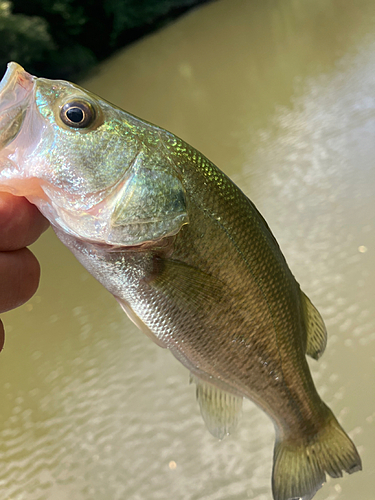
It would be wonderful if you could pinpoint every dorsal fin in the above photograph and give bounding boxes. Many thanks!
[301,291,327,360]
[191,374,243,440]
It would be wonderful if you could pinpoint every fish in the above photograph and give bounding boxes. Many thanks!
[0,62,361,500]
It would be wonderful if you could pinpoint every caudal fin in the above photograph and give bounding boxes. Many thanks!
[272,405,362,500]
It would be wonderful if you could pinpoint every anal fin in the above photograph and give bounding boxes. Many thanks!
[301,291,327,360]
[191,374,243,440]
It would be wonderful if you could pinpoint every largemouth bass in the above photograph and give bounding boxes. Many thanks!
[0,62,361,500]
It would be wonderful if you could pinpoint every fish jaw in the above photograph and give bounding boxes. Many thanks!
[0,62,48,200]
[0,62,34,152]
[0,62,34,116]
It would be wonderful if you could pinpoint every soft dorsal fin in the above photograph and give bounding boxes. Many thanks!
[191,374,243,440]
[301,291,327,360]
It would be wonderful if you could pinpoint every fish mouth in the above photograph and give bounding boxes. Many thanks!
[0,62,35,149]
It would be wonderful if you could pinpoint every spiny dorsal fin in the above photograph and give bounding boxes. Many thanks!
[301,291,327,360]
[190,374,243,440]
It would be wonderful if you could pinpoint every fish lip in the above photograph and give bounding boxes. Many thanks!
[0,62,35,150]
[0,62,35,106]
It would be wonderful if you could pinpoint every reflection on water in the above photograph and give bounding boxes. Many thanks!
[1,0,374,498]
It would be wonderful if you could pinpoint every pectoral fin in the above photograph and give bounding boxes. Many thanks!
[150,257,225,311]
[191,375,243,440]
[301,291,327,360]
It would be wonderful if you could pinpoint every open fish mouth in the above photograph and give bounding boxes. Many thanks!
[0,62,35,149]
[0,62,35,109]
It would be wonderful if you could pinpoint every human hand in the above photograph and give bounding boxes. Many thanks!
[0,193,49,351]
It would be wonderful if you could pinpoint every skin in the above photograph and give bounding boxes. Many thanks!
[0,193,49,350]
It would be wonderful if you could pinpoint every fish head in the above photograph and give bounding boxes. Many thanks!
[0,62,188,247]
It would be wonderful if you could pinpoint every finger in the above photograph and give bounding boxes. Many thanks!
[0,193,49,251]
[0,248,41,313]
[0,320,4,353]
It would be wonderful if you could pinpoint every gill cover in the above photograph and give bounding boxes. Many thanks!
[109,148,188,245]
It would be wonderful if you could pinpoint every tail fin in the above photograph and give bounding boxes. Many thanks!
[272,405,362,500]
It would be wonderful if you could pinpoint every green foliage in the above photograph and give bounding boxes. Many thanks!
[0,1,54,71]
[0,0,209,80]
[104,0,199,44]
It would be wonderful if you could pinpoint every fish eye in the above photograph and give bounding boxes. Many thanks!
[60,100,95,128]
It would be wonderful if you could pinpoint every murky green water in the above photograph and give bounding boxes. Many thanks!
[1,0,374,498]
